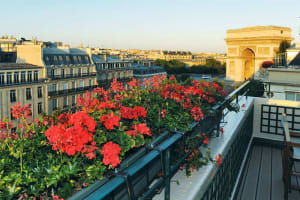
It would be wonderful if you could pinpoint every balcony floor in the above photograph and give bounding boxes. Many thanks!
[236,144,300,200]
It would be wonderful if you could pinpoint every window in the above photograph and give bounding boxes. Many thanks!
[21,71,25,83]
[72,81,75,89]
[78,68,81,76]
[11,109,15,120]
[70,68,73,77]
[63,97,67,107]
[10,90,16,102]
[7,72,12,84]
[52,84,56,92]
[63,83,67,93]
[53,99,57,110]
[80,81,83,88]
[38,102,42,114]
[89,80,92,87]
[0,73,4,85]
[26,88,32,100]
[34,71,38,81]
[50,69,55,79]
[59,56,63,62]
[53,56,58,62]
[72,95,75,106]
[73,56,78,62]
[37,87,42,98]
[61,69,64,78]
[27,71,32,82]
[286,92,300,101]
[11,127,16,133]
[14,72,19,83]
[66,56,70,62]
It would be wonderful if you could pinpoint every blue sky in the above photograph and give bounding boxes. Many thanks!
[1,0,300,52]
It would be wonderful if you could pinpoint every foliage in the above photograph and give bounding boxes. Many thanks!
[279,40,291,53]
[154,58,226,75]
[0,75,228,199]
[238,79,265,97]
[190,58,226,74]
[154,59,187,74]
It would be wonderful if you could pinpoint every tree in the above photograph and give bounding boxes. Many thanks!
[279,40,291,53]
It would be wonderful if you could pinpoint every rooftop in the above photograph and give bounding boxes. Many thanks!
[43,47,89,55]
[0,63,42,70]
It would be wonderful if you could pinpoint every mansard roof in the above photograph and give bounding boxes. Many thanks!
[0,63,42,70]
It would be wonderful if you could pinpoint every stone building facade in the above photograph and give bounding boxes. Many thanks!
[16,44,97,115]
[0,63,45,131]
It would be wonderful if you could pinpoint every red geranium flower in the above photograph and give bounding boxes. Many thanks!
[191,106,204,121]
[215,154,222,165]
[101,141,121,168]
[100,112,121,130]
[110,78,124,92]
[132,123,151,136]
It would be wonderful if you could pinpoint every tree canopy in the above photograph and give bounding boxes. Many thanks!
[279,40,291,53]
[154,58,226,75]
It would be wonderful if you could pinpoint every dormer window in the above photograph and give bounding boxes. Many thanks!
[45,56,49,61]
[59,56,63,62]
[53,56,58,62]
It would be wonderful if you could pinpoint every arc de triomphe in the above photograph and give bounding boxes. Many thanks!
[225,26,293,81]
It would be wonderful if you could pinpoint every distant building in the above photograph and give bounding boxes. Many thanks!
[286,43,300,65]
[92,54,132,86]
[0,36,19,63]
[225,26,294,81]
[16,44,97,115]
[0,63,45,131]
[264,52,300,101]
[132,63,166,81]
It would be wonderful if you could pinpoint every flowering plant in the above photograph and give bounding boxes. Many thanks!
[261,60,274,69]
[0,75,228,199]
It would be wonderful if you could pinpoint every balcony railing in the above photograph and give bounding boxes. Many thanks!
[48,85,98,97]
[48,72,96,80]
[97,68,132,72]
[0,79,46,88]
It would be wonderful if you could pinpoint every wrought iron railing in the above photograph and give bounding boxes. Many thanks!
[0,79,46,88]
[48,85,98,97]
[48,72,96,80]
[201,106,253,200]
[260,104,300,135]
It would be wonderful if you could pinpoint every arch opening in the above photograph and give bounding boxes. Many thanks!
[242,48,255,80]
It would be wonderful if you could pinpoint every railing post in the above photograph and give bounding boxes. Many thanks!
[164,148,171,200]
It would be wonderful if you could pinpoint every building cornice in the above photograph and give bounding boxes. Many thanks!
[225,36,294,42]
[227,26,292,33]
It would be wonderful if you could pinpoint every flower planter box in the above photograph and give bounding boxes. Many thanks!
[70,109,223,200]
